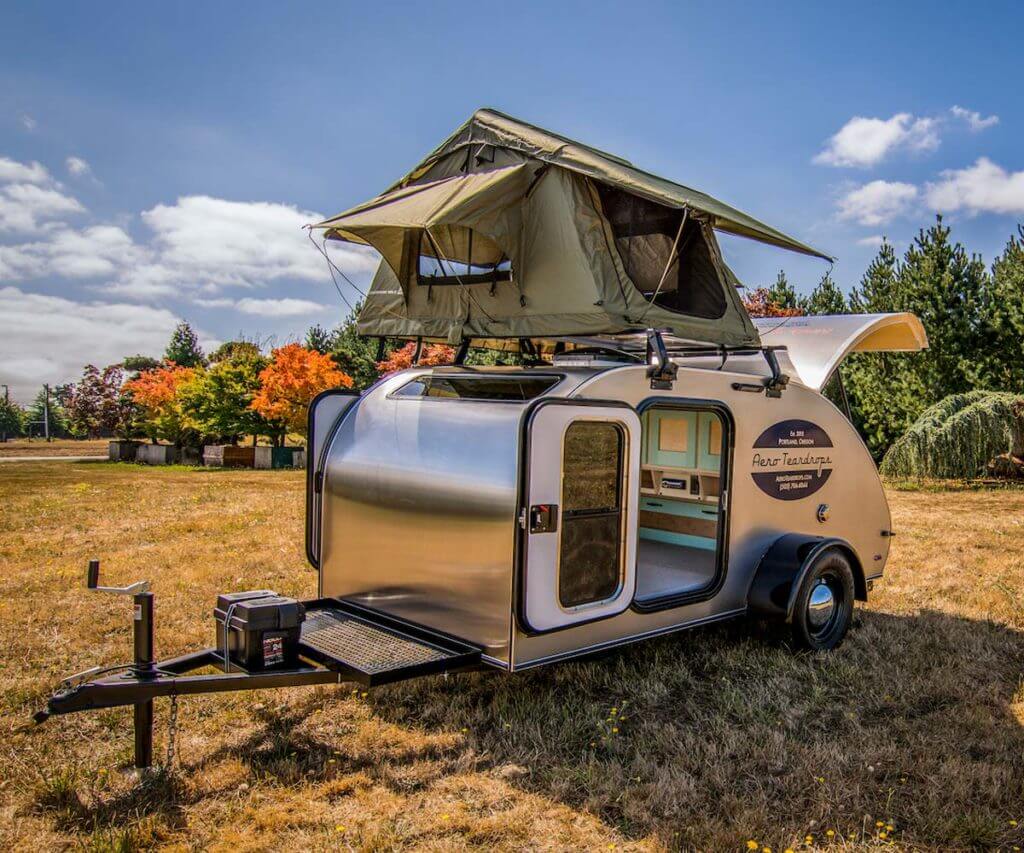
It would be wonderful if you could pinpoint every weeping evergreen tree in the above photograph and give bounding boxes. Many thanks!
[801,270,848,315]
[880,391,1024,479]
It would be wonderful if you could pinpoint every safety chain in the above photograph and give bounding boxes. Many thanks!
[165,694,179,769]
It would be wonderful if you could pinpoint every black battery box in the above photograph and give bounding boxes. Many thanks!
[213,590,305,672]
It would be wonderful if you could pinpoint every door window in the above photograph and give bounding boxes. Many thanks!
[559,422,624,608]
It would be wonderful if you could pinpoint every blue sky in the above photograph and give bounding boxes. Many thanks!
[1,1,1021,401]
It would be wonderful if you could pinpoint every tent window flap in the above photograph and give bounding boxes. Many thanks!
[417,227,512,287]
[595,182,728,321]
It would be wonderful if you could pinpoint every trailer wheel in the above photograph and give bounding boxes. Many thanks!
[790,548,854,651]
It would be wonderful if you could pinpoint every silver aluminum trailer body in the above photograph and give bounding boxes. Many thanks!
[314,314,924,670]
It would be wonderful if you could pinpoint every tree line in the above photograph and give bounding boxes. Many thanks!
[4,213,1019,460]
[744,216,1024,458]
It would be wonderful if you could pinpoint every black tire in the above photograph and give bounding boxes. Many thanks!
[789,548,855,651]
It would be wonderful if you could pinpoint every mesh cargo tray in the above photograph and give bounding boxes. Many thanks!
[298,599,481,686]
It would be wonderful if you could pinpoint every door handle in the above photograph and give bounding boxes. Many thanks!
[529,504,559,534]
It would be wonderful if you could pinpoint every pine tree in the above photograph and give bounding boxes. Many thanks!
[849,240,899,312]
[765,269,799,310]
[899,215,989,400]
[305,324,333,354]
[980,225,1024,393]
[328,302,384,391]
[164,322,206,367]
[843,241,924,457]
[26,388,68,438]
[843,219,991,458]
[802,271,848,315]
[0,397,25,440]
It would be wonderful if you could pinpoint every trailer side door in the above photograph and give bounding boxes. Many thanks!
[519,400,641,633]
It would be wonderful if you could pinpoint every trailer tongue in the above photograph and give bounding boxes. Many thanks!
[34,562,481,770]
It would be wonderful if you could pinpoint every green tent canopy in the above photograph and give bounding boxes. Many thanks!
[313,108,831,348]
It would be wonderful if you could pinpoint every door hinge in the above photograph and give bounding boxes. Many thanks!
[518,507,527,529]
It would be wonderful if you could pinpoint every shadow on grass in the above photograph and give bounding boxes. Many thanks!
[32,607,1024,849]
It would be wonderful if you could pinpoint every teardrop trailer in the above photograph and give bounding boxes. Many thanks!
[34,109,927,770]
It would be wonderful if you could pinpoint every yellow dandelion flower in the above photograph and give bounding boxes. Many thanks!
[804,835,813,843]
[441,813,451,821]
[611,707,618,714]
[825,829,834,837]
[1011,820,1019,827]
[785,849,795,853]
[879,832,888,840]
[335,825,345,832]
[360,691,368,698]
[886,824,894,831]
[876,821,884,828]
[460,727,468,733]
[612,727,619,733]
[746,841,759,850]
[763,847,772,853]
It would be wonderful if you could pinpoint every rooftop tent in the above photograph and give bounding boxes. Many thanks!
[313,108,831,348]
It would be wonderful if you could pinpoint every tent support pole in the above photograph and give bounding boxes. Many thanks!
[454,339,471,365]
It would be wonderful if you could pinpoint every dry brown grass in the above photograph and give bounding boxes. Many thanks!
[0,438,108,458]
[0,464,1022,851]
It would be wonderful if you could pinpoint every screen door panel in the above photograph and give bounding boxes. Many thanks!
[522,402,640,632]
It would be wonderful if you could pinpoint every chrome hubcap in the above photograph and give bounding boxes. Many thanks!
[807,580,836,631]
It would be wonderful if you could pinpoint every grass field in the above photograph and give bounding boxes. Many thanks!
[0,438,109,458]
[0,464,1022,851]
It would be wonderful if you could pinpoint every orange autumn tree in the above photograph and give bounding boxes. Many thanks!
[123,363,197,445]
[251,343,351,442]
[376,341,455,377]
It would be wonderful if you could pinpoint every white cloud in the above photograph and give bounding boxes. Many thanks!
[0,225,142,281]
[105,195,377,298]
[925,157,1024,216]
[65,156,92,177]
[837,180,919,226]
[949,105,999,132]
[814,113,940,168]
[0,156,51,184]
[235,297,329,317]
[0,155,84,234]
[0,286,184,403]
[856,235,886,248]
[19,114,37,132]
[0,182,85,233]
[194,296,329,316]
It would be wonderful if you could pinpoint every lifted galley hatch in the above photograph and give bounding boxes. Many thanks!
[753,312,927,391]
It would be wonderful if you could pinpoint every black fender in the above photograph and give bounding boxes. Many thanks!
[747,534,866,621]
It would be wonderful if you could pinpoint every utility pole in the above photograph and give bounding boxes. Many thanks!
[43,383,51,442]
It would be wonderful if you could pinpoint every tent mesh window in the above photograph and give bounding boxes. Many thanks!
[416,227,512,287]
[595,183,727,320]
[558,421,624,608]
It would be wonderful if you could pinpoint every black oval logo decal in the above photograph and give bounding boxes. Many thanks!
[751,419,834,501]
